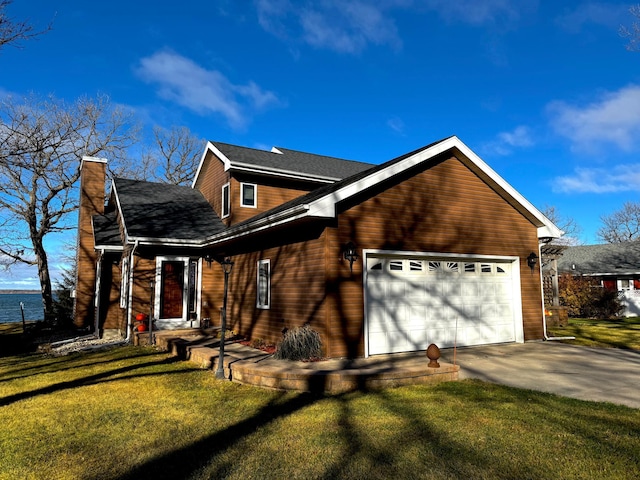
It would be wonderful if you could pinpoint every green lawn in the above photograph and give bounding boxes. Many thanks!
[0,342,638,479]
[548,317,640,350]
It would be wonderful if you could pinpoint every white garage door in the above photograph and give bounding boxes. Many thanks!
[365,255,520,356]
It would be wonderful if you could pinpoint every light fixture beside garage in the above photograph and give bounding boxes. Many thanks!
[343,242,359,272]
[527,252,539,272]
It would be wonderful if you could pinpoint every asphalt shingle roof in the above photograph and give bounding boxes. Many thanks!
[557,241,640,275]
[93,211,121,248]
[225,137,451,232]
[114,178,225,241]
[211,142,374,180]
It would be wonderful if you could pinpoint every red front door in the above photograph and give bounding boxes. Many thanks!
[160,261,184,319]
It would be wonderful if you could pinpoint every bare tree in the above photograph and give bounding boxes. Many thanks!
[0,0,51,50]
[0,94,137,320]
[597,201,640,243]
[137,126,203,186]
[541,205,583,245]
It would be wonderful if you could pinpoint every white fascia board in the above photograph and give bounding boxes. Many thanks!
[451,139,563,239]
[191,142,232,189]
[111,179,131,244]
[125,236,205,247]
[94,245,123,252]
[306,136,563,240]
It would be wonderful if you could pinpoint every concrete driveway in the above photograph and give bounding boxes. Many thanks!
[439,342,640,409]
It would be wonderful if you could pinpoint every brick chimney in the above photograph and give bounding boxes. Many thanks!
[73,156,107,329]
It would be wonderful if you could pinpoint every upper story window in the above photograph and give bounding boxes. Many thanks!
[241,183,257,208]
[221,183,230,218]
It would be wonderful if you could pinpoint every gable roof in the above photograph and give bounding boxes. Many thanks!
[198,136,562,247]
[557,242,640,276]
[112,178,225,245]
[192,141,374,186]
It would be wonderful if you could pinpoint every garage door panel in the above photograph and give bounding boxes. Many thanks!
[366,255,519,356]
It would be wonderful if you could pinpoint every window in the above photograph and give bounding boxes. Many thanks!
[464,262,476,273]
[221,183,230,218]
[120,256,129,308]
[257,260,270,309]
[188,260,197,314]
[389,260,403,271]
[241,183,257,208]
[409,260,423,272]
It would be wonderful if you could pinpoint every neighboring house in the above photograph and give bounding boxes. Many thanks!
[557,242,640,317]
[74,136,561,358]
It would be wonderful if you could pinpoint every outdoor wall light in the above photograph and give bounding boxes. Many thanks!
[527,252,539,272]
[343,241,359,272]
[203,253,214,268]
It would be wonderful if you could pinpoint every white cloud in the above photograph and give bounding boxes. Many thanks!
[555,2,627,33]
[548,85,640,153]
[255,0,536,54]
[135,51,280,129]
[422,0,532,25]
[482,125,533,156]
[256,0,402,54]
[553,164,640,193]
[386,116,406,135]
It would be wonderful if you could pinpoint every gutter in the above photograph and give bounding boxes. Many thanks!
[124,239,139,343]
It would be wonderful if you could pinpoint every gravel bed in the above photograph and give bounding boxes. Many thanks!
[46,336,127,356]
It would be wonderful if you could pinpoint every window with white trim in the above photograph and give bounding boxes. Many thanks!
[257,259,270,309]
[221,183,230,218]
[120,256,129,308]
[241,183,257,208]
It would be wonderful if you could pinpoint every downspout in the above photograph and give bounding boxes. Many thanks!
[538,241,575,341]
[124,240,139,342]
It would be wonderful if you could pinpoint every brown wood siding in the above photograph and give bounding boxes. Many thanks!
[129,257,156,325]
[100,256,126,332]
[199,259,224,326]
[194,150,230,223]
[195,150,327,227]
[326,155,543,357]
[226,176,312,225]
[227,230,328,351]
[74,159,105,329]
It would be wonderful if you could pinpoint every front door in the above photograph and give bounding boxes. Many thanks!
[160,260,184,319]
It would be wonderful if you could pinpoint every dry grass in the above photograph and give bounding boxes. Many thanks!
[0,342,638,480]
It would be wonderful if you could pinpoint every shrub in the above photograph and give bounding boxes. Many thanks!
[559,274,624,318]
[273,324,322,361]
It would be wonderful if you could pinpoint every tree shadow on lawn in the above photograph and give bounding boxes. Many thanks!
[0,348,161,384]
[114,389,326,480]
[0,354,183,407]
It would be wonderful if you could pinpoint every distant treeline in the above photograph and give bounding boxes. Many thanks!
[0,290,40,295]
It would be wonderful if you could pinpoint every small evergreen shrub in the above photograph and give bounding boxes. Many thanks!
[273,324,322,361]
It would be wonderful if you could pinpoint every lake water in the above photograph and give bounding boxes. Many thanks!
[0,294,45,323]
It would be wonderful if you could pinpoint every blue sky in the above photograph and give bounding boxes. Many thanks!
[2,0,640,290]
